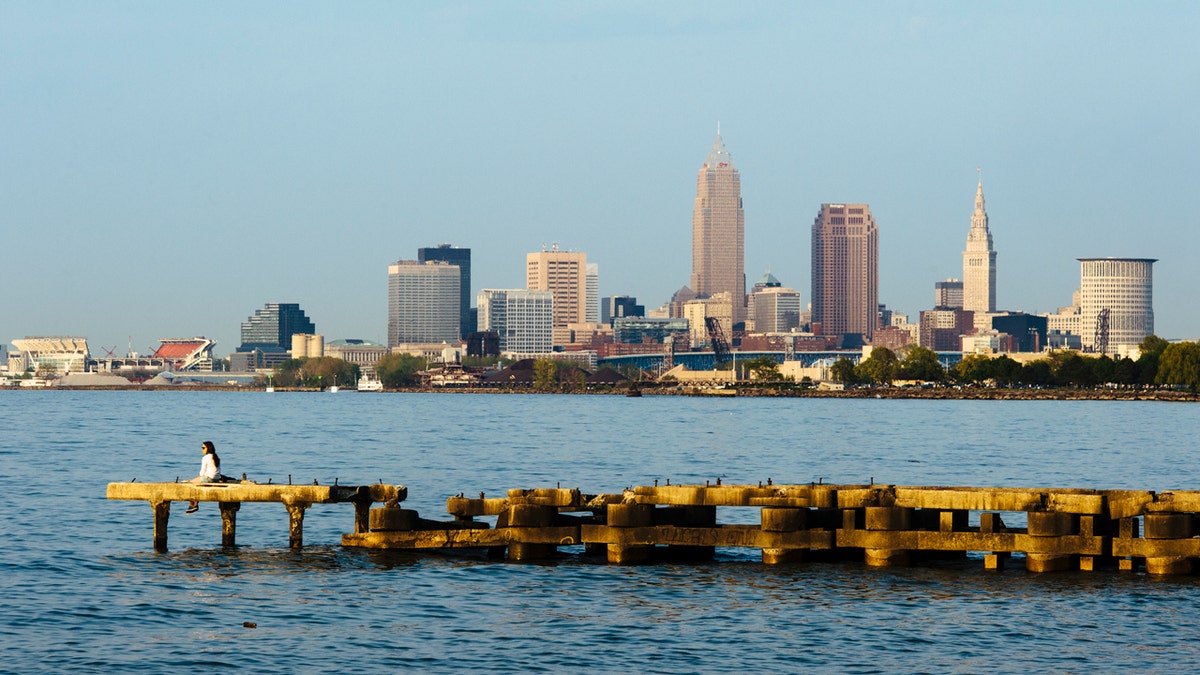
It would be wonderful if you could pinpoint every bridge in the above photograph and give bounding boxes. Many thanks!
[598,350,964,373]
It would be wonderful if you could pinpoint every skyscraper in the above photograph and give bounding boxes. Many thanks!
[962,179,996,314]
[526,245,587,346]
[232,302,316,370]
[387,260,461,347]
[1078,257,1156,353]
[691,130,745,324]
[811,203,879,346]
[935,279,964,309]
[586,263,599,325]
[477,289,554,355]
[417,244,471,339]
[239,303,315,353]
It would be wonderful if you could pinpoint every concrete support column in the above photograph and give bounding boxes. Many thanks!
[219,502,240,547]
[353,499,372,534]
[369,506,419,532]
[761,508,807,564]
[506,504,558,561]
[1144,513,1194,576]
[607,503,655,564]
[151,500,170,552]
[1117,517,1140,572]
[285,502,310,549]
[864,506,913,567]
[980,512,1009,570]
[663,505,716,561]
[1025,511,1078,573]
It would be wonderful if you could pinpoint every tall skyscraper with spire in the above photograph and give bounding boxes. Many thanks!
[962,177,996,314]
[690,128,745,324]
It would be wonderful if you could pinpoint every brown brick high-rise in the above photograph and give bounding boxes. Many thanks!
[811,203,878,347]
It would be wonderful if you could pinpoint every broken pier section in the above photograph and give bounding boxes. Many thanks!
[343,483,1200,575]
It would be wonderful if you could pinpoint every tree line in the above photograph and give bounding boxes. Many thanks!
[831,336,1200,389]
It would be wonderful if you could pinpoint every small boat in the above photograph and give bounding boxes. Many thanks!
[329,385,339,393]
[357,376,383,392]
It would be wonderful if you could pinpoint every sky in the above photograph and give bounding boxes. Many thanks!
[3,2,1198,356]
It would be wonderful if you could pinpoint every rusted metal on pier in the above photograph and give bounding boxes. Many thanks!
[339,483,1200,575]
[106,481,405,550]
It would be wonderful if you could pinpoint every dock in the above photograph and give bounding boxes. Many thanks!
[106,480,405,550]
[341,482,1200,575]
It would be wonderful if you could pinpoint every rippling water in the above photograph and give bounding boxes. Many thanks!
[3,391,1200,672]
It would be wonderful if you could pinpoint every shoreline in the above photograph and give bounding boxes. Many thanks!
[7,384,1198,402]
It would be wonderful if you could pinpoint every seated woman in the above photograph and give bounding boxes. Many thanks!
[185,441,222,514]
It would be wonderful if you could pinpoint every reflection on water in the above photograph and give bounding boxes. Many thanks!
[3,392,1200,672]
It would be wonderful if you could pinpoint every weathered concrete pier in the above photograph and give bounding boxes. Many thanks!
[342,483,1200,575]
[106,481,404,550]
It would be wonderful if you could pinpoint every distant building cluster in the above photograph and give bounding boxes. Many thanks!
[5,130,1161,385]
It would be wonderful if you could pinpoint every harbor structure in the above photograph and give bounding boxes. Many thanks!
[387,260,461,347]
[962,179,997,315]
[526,246,587,347]
[691,130,746,324]
[417,244,472,339]
[1078,257,1156,353]
[811,204,879,347]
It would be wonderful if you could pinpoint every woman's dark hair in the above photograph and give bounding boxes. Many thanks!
[202,440,220,470]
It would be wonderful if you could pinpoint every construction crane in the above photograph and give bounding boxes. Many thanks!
[705,317,731,366]
[1093,308,1111,355]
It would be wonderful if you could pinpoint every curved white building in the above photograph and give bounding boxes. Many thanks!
[1077,257,1156,353]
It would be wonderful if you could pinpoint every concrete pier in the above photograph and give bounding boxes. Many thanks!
[106,481,404,550]
[338,483,1200,576]
[108,480,1200,575]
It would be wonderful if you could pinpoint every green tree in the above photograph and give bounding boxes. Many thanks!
[830,358,858,384]
[1140,334,1170,358]
[1156,342,1200,389]
[533,358,559,391]
[743,356,782,381]
[376,353,427,388]
[1019,360,1053,386]
[856,347,898,385]
[1053,354,1097,387]
[1091,355,1117,385]
[991,355,1022,387]
[35,362,59,380]
[896,345,944,381]
[1113,357,1138,385]
[952,354,993,383]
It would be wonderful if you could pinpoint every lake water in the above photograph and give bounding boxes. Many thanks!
[3,390,1200,672]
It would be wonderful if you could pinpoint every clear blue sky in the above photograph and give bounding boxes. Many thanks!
[4,2,1198,356]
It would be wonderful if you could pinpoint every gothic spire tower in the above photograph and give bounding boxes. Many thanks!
[962,177,996,314]
[691,128,746,324]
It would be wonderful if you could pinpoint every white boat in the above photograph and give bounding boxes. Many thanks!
[329,385,340,393]
[357,376,383,392]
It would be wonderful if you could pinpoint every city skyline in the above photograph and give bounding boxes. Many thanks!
[3,4,1196,353]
